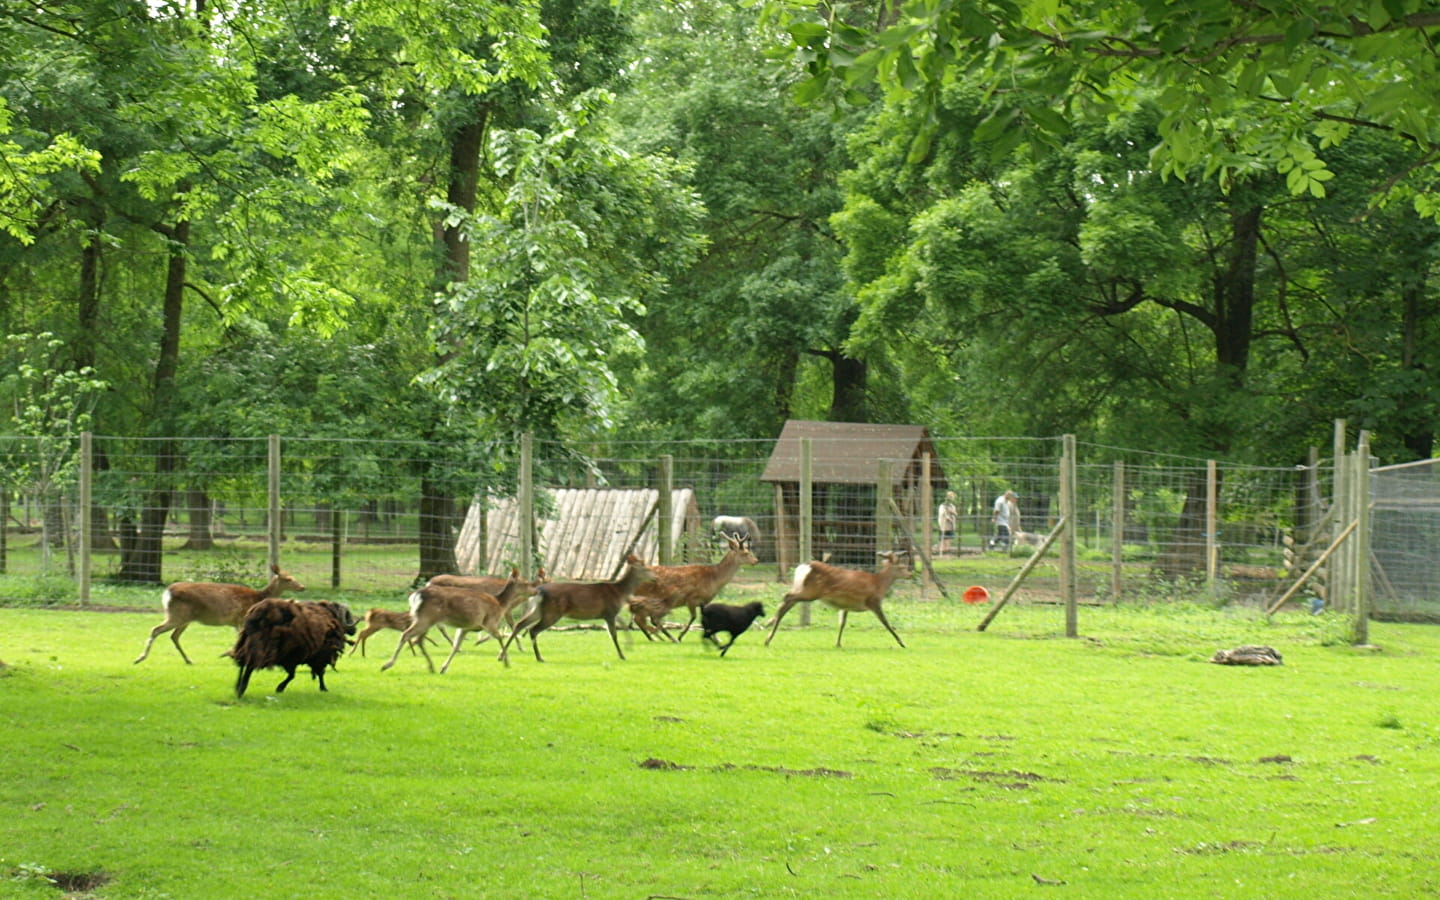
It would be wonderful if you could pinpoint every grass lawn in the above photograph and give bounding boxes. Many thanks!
[1,596,1437,898]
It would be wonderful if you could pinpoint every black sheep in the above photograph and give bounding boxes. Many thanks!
[700,601,765,657]
[232,598,357,697]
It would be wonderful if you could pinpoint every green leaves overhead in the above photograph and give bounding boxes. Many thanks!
[762,0,1440,216]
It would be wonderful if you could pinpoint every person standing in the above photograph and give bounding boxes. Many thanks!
[991,489,1018,551]
[937,491,959,556]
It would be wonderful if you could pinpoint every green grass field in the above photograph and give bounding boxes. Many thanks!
[2,595,1437,899]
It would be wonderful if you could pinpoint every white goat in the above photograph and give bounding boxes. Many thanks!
[135,564,305,664]
[764,551,909,648]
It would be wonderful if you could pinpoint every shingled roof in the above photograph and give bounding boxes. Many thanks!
[760,420,945,486]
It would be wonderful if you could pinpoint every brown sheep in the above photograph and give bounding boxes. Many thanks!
[231,599,357,698]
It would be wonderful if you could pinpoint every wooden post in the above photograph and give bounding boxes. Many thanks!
[922,452,934,595]
[1331,419,1349,612]
[876,459,892,553]
[657,454,673,565]
[1206,458,1219,595]
[773,482,789,581]
[330,507,343,589]
[1266,519,1358,616]
[1061,434,1077,637]
[1111,460,1124,603]
[268,433,281,570]
[78,431,92,605]
[1353,432,1372,645]
[799,437,813,627]
[978,516,1068,631]
[519,432,534,580]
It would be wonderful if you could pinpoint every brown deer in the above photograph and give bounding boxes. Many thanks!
[628,534,757,641]
[425,567,547,628]
[135,564,305,664]
[765,551,910,648]
[502,554,652,663]
[381,568,522,673]
[348,609,439,657]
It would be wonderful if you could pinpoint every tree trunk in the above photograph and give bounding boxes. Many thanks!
[118,217,188,584]
[181,488,214,550]
[1400,276,1434,459]
[418,480,458,580]
[415,109,489,581]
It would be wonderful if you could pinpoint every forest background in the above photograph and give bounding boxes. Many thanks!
[4,0,1440,584]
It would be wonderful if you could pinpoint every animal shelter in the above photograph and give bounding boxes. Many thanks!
[761,419,946,569]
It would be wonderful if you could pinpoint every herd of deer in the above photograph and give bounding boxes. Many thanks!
[132,533,913,683]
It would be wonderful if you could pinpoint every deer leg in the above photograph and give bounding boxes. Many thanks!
[439,628,467,674]
[381,623,428,672]
[764,595,803,645]
[835,610,849,648]
[870,604,906,648]
[169,623,195,665]
[349,625,380,657]
[135,620,178,664]
[676,606,699,641]
[502,606,545,662]
[604,612,627,661]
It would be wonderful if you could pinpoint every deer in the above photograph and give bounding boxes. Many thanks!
[628,533,757,641]
[135,564,305,665]
[425,567,547,629]
[348,608,440,657]
[764,550,910,649]
[381,568,522,673]
[501,554,652,663]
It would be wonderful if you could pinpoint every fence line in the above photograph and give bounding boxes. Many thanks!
[0,430,1421,624]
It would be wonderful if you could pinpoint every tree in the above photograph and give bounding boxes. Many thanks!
[761,0,1440,217]
[613,0,884,439]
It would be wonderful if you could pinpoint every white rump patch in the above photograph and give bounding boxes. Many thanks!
[790,564,812,593]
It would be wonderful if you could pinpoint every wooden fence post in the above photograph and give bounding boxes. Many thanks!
[268,433,280,570]
[519,432,535,580]
[1111,460,1124,603]
[79,431,92,605]
[799,437,812,627]
[1061,434,1077,637]
[657,454,673,565]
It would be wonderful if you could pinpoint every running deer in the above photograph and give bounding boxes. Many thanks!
[629,533,756,641]
[381,568,522,673]
[502,555,652,663]
[765,551,910,648]
[135,564,305,664]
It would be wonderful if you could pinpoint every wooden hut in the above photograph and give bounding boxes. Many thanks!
[761,420,946,569]
[454,488,702,581]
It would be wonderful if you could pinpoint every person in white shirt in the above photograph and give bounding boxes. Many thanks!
[937,491,958,556]
[991,490,1018,551]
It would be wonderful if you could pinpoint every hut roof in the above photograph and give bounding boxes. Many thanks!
[761,419,945,486]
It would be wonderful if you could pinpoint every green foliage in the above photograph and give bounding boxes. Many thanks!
[761,0,1440,216]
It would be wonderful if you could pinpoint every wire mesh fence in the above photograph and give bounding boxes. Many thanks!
[0,430,1424,619]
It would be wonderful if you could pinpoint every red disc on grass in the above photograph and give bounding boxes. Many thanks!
[963,585,990,604]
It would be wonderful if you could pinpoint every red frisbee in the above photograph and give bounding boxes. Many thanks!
[963,585,990,604]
